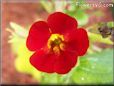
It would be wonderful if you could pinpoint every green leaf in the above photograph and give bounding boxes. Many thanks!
[10,22,28,38]
[40,1,54,13]
[11,35,41,81]
[40,73,60,84]
[107,21,114,28]
[8,24,41,81]
[74,10,88,26]
[88,32,113,44]
[64,10,88,26]
[54,0,66,12]
[72,49,113,84]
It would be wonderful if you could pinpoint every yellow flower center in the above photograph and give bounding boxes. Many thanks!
[47,34,65,55]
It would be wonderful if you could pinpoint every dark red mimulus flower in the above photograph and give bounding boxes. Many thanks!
[26,12,89,74]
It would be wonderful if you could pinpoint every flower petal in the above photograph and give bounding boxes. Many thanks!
[30,49,55,73]
[65,29,89,56]
[30,48,78,74]
[54,51,78,74]
[47,12,78,34]
[26,21,51,51]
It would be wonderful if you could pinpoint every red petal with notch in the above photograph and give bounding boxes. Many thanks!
[54,50,78,74]
[47,12,78,34]
[30,49,78,74]
[65,28,89,56]
[30,49,55,73]
[26,21,51,51]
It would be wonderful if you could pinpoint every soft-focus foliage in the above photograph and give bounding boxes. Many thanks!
[107,21,114,28]
[88,32,112,44]
[72,49,113,84]
[8,22,41,81]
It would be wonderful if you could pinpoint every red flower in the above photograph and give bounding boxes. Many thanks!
[26,12,89,74]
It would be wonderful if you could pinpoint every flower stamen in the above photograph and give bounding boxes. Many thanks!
[53,46,60,55]
[47,34,65,55]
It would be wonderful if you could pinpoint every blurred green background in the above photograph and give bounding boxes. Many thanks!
[2,0,114,85]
